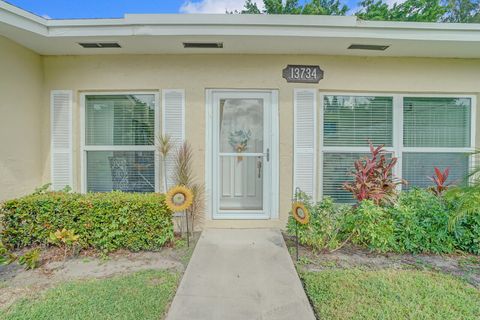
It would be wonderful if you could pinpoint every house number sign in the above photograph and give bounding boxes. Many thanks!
[282,65,323,83]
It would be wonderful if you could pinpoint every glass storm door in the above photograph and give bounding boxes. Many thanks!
[212,91,273,219]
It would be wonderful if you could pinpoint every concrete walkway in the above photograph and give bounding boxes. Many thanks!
[166,229,316,320]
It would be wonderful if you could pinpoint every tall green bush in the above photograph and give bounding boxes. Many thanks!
[1,191,174,253]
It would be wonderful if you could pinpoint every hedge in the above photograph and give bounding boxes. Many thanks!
[0,191,174,253]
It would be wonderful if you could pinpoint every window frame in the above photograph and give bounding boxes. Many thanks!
[318,92,477,201]
[80,91,161,193]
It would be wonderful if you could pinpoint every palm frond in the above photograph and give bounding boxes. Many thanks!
[174,141,194,187]
[157,134,171,159]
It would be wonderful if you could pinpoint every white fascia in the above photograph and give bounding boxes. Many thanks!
[1,1,480,42]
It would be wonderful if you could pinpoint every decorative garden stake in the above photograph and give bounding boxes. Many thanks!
[166,185,194,247]
[291,187,310,261]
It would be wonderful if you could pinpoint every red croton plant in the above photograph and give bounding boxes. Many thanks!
[343,142,404,205]
[428,167,451,196]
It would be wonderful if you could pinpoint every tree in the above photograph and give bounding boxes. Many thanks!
[240,0,480,23]
[241,0,349,15]
[356,0,446,22]
[241,0,302,14]
[301,0,349,15]
[355,0,390,20]
[391,0,446,21]
[442,0,480,22]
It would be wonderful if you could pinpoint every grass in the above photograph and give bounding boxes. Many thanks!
[2,270,179,320]
[302,269,480,320]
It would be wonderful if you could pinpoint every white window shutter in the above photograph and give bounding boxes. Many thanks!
[162,89,185,189]
[294,88,317,200]
[51,90,73,191]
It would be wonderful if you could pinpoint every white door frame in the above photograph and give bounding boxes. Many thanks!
[205,89,279,220]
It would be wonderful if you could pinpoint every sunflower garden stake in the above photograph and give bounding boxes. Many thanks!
[166,185,194,247]
[291,187,310,262]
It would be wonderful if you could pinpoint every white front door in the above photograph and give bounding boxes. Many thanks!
[208,90,277,219]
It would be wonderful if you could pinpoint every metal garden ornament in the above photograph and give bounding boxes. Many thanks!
[291,187,310,261]
[166,185,194,247]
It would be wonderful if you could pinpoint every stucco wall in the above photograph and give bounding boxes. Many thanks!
[42,54,480,228]
[0,36,44,201]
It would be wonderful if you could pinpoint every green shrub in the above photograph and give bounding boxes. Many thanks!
[453,214,480,255]
[0,240,16,265]
[345,200,396,252]
[445,186,480,254]
[1,191,174,253]
[391,188,456,254]
[18,248,41,270]
[287,194,351,251]
[289,187,480,255]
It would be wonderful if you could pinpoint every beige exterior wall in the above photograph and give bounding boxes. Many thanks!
[41,54,480,228]
[0,36,44,201]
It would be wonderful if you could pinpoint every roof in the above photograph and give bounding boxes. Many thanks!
[1,1,480,57]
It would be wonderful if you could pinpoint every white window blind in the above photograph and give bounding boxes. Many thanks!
[294,89,317,200]
[403,152,470,189]
[403,97,471,148]
[323,153,368,203]
[51,90,73,191]
[84,94,157,193]
[86,95,155,146]
[86,151,155,193]
[323,95,393,147]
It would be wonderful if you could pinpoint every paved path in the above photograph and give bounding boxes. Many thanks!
[166,229,316,320]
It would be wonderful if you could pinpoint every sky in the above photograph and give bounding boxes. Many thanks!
[4,0,364,19]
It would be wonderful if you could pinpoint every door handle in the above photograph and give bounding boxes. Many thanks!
[265,148,270,162]
[257,157,262,178]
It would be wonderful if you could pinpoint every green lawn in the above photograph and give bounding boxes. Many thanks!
[302,269,480,320]
[2,270,179,320]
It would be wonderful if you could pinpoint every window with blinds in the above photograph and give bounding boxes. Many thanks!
[84,94,156,193]
[322,95,394,202]
[403,97,471,148]
[323,95,393,147]
[320,94,473,203]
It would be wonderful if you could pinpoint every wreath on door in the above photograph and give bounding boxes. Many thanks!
[228,129,251,161]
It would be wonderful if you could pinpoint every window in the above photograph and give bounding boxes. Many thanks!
[321,95,394,203]
[402,97,472,190]
[83,94,157,193]
[320,94,474,203]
